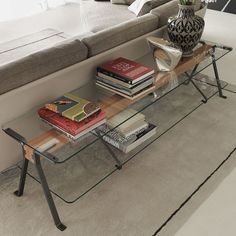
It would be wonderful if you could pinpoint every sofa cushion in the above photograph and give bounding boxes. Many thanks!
[81,0,136,32]
[0,36,88,95]
[82,13,159,57]
[151,0,178,27]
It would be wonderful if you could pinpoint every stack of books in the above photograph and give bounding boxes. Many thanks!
[38,93,106,141]
[94,109,157,153]
[96,57,155,100]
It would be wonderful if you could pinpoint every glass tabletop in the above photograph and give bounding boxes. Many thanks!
[2,40,232,164]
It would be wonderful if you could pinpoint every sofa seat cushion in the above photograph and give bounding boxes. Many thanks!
[81,0,136,32]
[0,30,88,95]
[82,13,159,57]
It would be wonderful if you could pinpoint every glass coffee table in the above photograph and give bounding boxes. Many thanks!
[2,40,232,231]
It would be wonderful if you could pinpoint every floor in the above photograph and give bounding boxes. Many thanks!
[0,7,236,236]
[173,9,236,236]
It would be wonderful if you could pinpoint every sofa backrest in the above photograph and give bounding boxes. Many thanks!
[151,0,173,10]
[151,0,179,27]
[82,13,159,57]
[0,35,88,95]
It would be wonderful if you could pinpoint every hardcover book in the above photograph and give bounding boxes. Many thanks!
[97,57,154,84]
[42,118,106,141]
[94,123,157,153]
[97,72,153,88]
[96,82,155,100]
[117,120,149,138]
[96,76,154,95]
[107,109,145,131]
[45,93,100,122]
[38,108,106,137]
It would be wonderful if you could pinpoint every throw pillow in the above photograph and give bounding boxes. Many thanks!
[111,0,135,5]
[128,0,152,16]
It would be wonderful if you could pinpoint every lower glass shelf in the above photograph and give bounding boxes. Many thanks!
[18,74,226,203]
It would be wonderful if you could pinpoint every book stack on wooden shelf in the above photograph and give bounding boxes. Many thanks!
[94,109,157,153]
[96,57,155,100]
[38,93,106,141]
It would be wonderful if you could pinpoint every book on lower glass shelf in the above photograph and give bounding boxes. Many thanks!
[94,123,157,153]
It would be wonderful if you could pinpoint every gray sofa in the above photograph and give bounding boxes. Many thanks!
[0,0,206,96]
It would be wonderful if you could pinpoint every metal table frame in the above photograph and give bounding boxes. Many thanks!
[2,44,232,231]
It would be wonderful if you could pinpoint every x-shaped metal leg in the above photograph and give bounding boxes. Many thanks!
[185,64,208,103]
[93,129,122,170]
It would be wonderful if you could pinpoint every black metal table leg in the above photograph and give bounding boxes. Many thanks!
[14,148,29,197]
[212,53,227,99]
[34,154,66,231]
[184,64,208,103]
[101,138,122,170]
[3,129,30,197]
[189,78,208,103]
[94,130,122,170]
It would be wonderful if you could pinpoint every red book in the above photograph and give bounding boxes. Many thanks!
[97,57,154,84]
[38,108,106,138]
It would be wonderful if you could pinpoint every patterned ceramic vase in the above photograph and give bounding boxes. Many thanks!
[167,4,205,57]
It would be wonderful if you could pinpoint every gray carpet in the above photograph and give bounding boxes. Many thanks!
[0,78,236,235]
[157,146,236,236]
